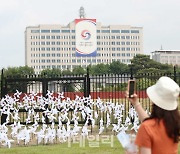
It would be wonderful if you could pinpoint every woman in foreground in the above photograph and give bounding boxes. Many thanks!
[127,76,180,154]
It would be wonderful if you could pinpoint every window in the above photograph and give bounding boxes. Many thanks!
[126,48,131,51]
[41,42,45,45]
[46,42,50,45]
[51,30,60,33]
[92,59,96,63]
[112,48,116,51]
[116,42,120,45]
[41,53,45,57]
[122,48,125,51]
[111,36,115,39]
[126,53,130,56]
[97,53,101,56]
[97,42,101,45]
[121,42,125,45]
[72,59,76,63]
[97,36,100,39]
[41,36,45,39]
[121,30,130,33]
[111,30,120,33]
[57,48,60,51]
[46,36,50,39]
[31,30,40,33]
[126,42,130,45]
[72,36,75,39]
[41,59,46,63]
[101,30,110,33]
[41,48,45,51]
[61,30,70,33]
[51,36,55,39]
[97,30,100,33]
[116,36,120,39]
[56,36,60,39]
[121,36,125,39]
[131,30,139,33]
[51,42,55,45]
[42,66,46,69]
[41,30,50,33]
[122,53,126,56]
[112,42,115,45]
[71,30,75,33]
[52,53,56,57]
[52,59,56,63]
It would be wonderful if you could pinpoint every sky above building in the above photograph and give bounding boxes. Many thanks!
[0,0,180,69]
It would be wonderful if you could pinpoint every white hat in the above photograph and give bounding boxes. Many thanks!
[146,76,180,111]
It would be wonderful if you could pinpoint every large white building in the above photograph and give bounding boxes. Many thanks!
[25,8,143,74]
[151,50,180,66]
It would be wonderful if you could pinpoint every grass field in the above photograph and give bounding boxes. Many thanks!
[0,136,179,154]
[0,136,124,154]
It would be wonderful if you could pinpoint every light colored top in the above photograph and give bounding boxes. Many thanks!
[135,119,178,154]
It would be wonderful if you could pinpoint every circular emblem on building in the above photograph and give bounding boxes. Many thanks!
[81,30,91,40]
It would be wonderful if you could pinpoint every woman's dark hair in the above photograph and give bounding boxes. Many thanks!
[144,104,180,143]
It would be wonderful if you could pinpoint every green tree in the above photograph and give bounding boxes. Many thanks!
[72,66,86,75]
[2,66,35,93]
[130,54,173,74]
[4,66,34,77]
[40,68,61,77]
[90,63,110,75]
[62,69,73,75]
[109,61,130,74]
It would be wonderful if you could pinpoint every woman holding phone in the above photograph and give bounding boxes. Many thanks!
[126,76,180,154]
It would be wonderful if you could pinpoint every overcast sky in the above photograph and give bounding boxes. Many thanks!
[0,0,180,69]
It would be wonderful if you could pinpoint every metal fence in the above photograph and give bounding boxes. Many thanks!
[1,67,180,125]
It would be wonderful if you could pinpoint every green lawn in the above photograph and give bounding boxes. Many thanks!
[0,135,179,154]
[0,136,124,154]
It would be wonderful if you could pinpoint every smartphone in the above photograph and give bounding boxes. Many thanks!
[128,80,135,98]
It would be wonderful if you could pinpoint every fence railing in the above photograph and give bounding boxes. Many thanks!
[1,67,180,125]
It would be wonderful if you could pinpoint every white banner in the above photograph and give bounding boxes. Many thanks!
[75,19,97,57]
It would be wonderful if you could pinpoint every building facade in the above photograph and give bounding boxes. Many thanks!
[25,19,143,74]
[151,50,180,66]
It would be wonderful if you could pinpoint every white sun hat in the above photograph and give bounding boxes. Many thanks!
[146,76,180,111]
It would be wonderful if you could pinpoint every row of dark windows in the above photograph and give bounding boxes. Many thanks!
[31,41,140,46]
[31,29,140,34]
[30,35,140,40]
[30,47,140,52]
[31,52,135,58]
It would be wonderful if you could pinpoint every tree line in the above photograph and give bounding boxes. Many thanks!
[1,54,178,77]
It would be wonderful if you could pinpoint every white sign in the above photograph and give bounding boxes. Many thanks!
[75,19,97,57]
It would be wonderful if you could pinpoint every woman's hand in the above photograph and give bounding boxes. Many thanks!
[125,92,139,107]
